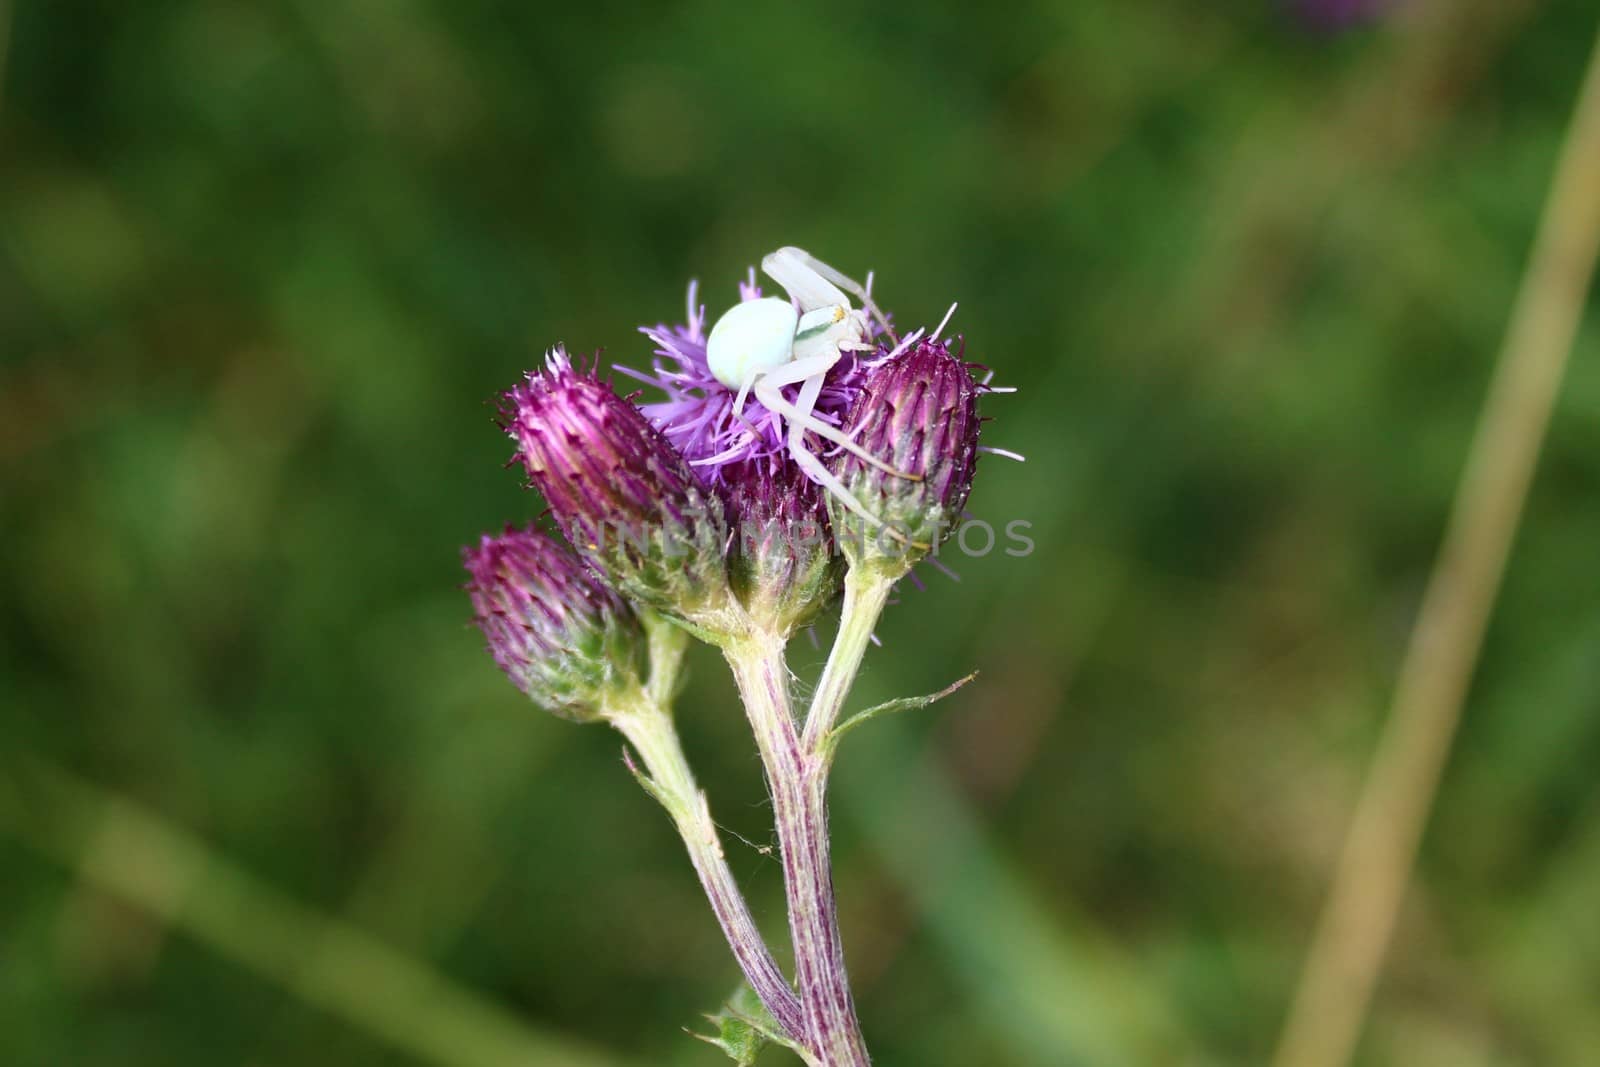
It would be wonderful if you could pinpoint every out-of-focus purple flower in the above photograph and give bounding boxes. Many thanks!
[829,337,983,574]
[1293,0,1397,30]
[502,348,729,621]
[621,274,884,481]
[463,525,643,720]
[722,455,844,635]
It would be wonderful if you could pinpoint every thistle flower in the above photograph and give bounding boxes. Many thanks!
[502,349,730,623]
[722,456,844,635]
[829,337,982,576]
[463,248,1012,1064]
[621,275,882,480]
[463,525,644,721]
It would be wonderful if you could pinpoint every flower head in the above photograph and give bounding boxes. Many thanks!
[622,275,883,481]
[829,337,983,576]
[502,349,730,622]
[463,525,644,720]
[722,456,844,635]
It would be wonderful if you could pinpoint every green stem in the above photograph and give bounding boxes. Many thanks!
[640,610,689,709]
[802,570,895,755]
[606,694,804,1044]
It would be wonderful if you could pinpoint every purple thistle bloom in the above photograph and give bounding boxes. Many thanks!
[621,274,886,482]
[830,336,983,570]
[463,525,643,720]
[617,251,1014,590]
[502,348,729,620]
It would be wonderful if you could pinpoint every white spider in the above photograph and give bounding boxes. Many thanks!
[704,246,918,530]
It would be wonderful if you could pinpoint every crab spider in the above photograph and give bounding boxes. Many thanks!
[704,246,917,532]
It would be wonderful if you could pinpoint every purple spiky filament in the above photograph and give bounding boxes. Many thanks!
[463,525,643,721]
[830,337,982,572]
[722,457,845,636]
[623,277,882,481]
[503,349,730,622]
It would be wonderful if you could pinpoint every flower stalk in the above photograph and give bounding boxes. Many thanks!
[802,570,896,754]
[606,688,805,1043]
[725,631,871,1067]
[466,246,1005,1065]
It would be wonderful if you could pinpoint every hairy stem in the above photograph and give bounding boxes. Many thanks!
[802,570,894,753]
[640,610,689,708]
[607,696,804,1043]
[726,635,871,1067]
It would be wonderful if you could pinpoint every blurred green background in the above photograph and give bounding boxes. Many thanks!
[4,1,1599,1064]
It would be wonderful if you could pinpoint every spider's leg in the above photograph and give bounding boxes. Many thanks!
[754,352,842,388]
[787,372,827,452]
[732,376,754,416]
[770,371,930,550]
[770,246,895,340]
[753,372,920,482]
[780,247,869,303]
[782,422,929,551]
[762,248,851,312]
[778,398,876,527]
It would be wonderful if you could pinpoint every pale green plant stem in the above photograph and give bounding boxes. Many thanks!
[1272,20,1600,1067]
[604,691,804,1043]
[641,609,689,708]
[725,632,870,1067]
[802,570,896,754]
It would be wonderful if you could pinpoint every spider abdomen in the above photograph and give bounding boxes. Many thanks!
[706,296,798,389]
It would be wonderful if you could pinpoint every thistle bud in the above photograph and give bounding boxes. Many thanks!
[463,525,644,721]
[723,458,844,635]
[830,338,981,576]
[503,349,730,624]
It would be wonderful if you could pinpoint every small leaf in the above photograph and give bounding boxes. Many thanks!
[689,984,803,1065]
[620,746,665,803]
[620,744,687,822]
[825,671,978,754]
